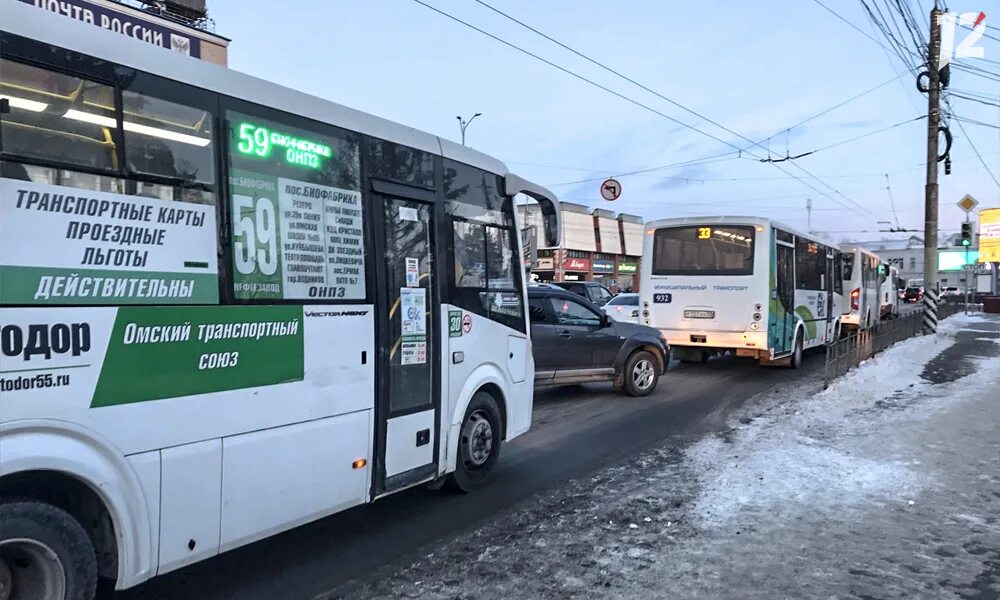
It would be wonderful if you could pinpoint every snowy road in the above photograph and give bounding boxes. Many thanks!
[105,315,999,600]
[105,336,821,599]
[332,314,1000,600]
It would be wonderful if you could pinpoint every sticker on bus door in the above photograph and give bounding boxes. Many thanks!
[400,287,426,366]
[405,257,419,287]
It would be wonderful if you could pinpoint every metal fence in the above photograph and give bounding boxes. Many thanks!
[822,302,976,388]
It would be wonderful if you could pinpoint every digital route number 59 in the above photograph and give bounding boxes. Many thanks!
[232,194,279,276]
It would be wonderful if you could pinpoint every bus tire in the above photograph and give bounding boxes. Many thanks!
[445,392,503,494]
[789,331,804,369]
[0,500,97,600]
[622,350,659,397]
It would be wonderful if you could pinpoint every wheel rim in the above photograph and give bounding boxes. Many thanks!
[0,538,66,600]
[632,359,655,390]
[462,410,494,468]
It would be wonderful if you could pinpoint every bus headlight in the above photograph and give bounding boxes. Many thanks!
[749,322,760,331]
[753,312,762,321]
[754,303,763,312]
[642,310,650,318]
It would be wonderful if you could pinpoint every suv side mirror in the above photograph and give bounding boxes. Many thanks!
[601,313,612,328]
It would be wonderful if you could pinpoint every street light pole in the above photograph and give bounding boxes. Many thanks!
[457,112,482,146]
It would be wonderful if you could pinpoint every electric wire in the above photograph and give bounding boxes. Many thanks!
[944,97,1000,188]
[453,0,875,214]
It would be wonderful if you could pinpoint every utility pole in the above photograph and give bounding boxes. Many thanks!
[806,197,812,232]
[922,6,942,333]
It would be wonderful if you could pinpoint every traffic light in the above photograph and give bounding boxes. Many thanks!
[961,222,973,247]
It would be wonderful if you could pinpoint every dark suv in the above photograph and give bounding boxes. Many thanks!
[528,287,668,396]
[554,281,615,306]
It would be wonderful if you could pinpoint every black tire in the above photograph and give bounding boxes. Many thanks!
[445,392,503,493]
[789,331,804,369]
[0,500,97,600]
[622,350,660,397]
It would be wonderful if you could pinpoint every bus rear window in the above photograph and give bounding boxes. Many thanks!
[651,225,755,276]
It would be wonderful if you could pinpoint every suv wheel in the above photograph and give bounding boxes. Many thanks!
[623,350,659,396]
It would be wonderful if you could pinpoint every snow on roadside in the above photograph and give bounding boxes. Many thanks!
[333,315,1000,600]
[689,314,996,527]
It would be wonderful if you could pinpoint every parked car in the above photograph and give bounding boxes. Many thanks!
[528,287,668,396]
[941,286,962,301]
[603,292,640,323]
[554,281,615,306]
[903,286,924,303]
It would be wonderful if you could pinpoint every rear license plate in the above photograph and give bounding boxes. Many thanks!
[684,310,715,319]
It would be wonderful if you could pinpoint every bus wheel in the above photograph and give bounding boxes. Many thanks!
[790,332,804,369]
[0,500,97,600]
[446,392,503,494]
[623,350,659,397]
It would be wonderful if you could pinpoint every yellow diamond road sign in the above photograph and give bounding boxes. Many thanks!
[958,194,978,213]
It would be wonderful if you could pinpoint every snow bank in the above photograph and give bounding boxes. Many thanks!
[688,314,998,527]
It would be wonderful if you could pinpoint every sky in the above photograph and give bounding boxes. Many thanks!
[209,0,1000,244]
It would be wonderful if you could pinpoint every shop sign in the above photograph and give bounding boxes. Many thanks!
[564,257,591,271]
[592,260,614,273]
[535,257,555,270]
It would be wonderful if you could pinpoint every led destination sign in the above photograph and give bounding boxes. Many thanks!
[236,121,333,169]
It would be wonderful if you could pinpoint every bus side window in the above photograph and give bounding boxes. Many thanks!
[0,59,118,175]
[122,90,216,204]
[833,252,844,295]
[444,160,525,333]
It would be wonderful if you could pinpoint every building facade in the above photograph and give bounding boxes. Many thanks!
[524,203,644,292]
[17,0,230,65]
[853,234,989,289]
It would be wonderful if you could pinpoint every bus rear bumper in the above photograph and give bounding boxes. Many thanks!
[660,329,768,354]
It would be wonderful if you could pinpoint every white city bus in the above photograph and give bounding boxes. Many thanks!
[841,247,882,330]
[879,263,902,319]
[640,217,845,367]
[0,3,560,598]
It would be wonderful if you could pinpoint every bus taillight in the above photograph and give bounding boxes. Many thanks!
[850,288,860,310]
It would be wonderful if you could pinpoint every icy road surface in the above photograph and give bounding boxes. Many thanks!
[335,314,1000,600]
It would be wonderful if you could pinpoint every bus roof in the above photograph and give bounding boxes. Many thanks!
[643,215,838,247]
[1,0,505,177]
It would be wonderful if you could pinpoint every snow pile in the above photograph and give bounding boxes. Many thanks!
[689,314,996,526]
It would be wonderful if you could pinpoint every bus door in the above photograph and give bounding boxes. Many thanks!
[372,186,440,497]
[772,235,796,355]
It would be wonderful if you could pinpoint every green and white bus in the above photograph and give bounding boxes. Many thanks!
[639,217,845,367]
[0,2,560,598]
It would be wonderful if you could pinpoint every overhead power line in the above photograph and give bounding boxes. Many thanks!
[944,97,1000,189]
[443,0,876,215]
[758,115,925,162]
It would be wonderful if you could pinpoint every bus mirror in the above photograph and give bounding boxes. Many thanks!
[505,173,561,248]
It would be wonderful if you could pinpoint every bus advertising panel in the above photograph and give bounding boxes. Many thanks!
[979,208,1000,263]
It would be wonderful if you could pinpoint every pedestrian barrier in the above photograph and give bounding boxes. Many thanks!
[823,302,977,388]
